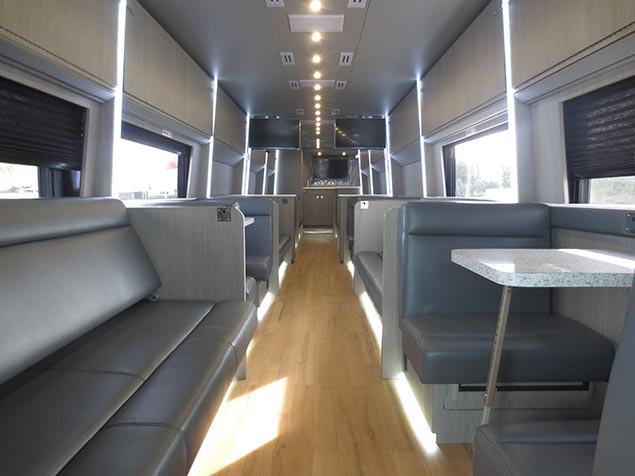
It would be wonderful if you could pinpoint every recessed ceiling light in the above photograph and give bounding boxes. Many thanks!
[342,152,347,156]
[311,31,322,42]
[315,94,321,101]
[315,103,321,109]
[314,84,321,91]
[312,54,321,63]
[313,71,322,79]
[316,111,321,116]
[310,0,321,12]
[316,130,320,135]
[318,151,322,156]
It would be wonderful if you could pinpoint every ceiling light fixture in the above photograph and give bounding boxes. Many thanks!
[311,31,322,42]
[315,103,321,109]
[312,54,321,63]
[342,152,347,156]
[314,84,321,91]
[318,151,322,156]
[313,71,322,79]
[316,111,321,116]
[315,94,321,101]
[310,0,321,12]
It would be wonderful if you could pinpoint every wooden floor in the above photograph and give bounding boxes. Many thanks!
[189,234,473,476]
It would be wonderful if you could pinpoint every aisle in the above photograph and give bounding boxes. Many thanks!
[189,235,473,476]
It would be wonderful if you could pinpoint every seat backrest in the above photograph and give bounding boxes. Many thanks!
[399,202,552,317]
[0,198,160,384]
[224,197,275,258]
[592,278,635,475]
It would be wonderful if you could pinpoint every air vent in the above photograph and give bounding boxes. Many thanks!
[331,108,340,115]
[296,108,304,115]
[288,15,345,32]
[335,80,347,90]
[288,80,300,89]
[299,79,335,89]
[348,0,367,7]
[339,52,353,66]
[266,0,285,7]
[280,52,295,65]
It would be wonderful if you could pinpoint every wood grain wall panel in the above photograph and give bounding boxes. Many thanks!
[389,87,419,152]
[552,228,635,343]
[214,88,247,152]
[510,0,635,89]
[124,0,213,135]
[0,0,119,88]
[421,1,505,135]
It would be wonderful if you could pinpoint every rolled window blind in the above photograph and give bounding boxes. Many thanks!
[0,76,86,170]
[564,75,635,181]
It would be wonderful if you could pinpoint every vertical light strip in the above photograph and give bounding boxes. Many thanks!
[274,149,280,194]
[241,116,251,194]
[502,0,519,202]
[384,115,393,196]
[357,149,363,193]
[262,150,269,195]
[207,77,219,197]
[110,0,127,197]
[416,78,428,197]
[368,150,374,195]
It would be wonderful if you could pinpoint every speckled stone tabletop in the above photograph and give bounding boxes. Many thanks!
[451,248,635,288]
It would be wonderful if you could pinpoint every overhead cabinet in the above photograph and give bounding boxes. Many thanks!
[0,0,119,89]
[214,88,247,152]
[510,0,635,89]
[124,0,213,136]
[421,0,505,136]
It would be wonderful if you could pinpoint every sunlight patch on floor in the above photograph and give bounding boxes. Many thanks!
[346,261,355,279]
[188,377,288,476]
[257,292,275,323]
[279,261,289,284]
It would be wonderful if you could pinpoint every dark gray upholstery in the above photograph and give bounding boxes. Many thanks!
[355,251,383,312]
[246,276,257,303]
[398,202,614,384]
[473,279,635,476]
[0,198,258,476]
[246,255,273,281]
[279,233,291,261]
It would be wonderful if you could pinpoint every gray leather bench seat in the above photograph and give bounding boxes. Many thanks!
[354,251,383,312]
[399,202,615,385]
[246,275,257,303]
[473,279,635,476]
[279,233,291,261]
[246,254,273,281]
[401,313,615,384]
[0,198,257,476]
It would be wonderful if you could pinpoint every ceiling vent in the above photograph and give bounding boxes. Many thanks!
[280,52,295,65]
[348,0,367,7]
[331,108,340,115]
[339,52,353,66]
[288,80,300,89]
[335,80,347,90]
[300,79,335,89]
[265,0,285,7]
[296,108,304,115]
[288,15,344,32]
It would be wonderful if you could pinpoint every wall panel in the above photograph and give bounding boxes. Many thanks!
[124,0,213,135]
[214,88,247,152]
[0,0,119,89]
[510,0,635,89]
[421,1,505,135]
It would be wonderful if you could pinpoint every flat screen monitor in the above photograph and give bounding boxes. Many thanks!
[335,118,386,149]
[249,118,300,149]
[313,158,349,179]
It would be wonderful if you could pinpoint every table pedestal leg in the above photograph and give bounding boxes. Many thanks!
[481,285,514,425]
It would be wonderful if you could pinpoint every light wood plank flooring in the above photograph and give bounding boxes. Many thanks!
[189,235,473,476]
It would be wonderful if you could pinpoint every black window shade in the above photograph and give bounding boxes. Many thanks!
[564,75,635,198]
[0,76,86,170]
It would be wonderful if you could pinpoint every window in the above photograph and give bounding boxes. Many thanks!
[0,163,39,198]
[564,76,635,204]
[115,123,191,200]
[443,125,514,201]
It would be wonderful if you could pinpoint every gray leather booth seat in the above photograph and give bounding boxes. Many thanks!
[473,279,635,476]
[398,202,614,384]
[354,251,383,312]
[0,198,257,476]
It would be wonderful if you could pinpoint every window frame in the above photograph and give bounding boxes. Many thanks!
[120,122,191,198]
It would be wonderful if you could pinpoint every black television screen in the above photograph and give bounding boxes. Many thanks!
[335,118,386,149]
[313,158,349,179]
[249,118,300,149]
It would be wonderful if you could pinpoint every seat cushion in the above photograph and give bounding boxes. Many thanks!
[401,313,615,384]
[355,251,383,312]
[246,255,272,281]
[473,420,599,476]
[279,234,291,260]
[246,276,257,303]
